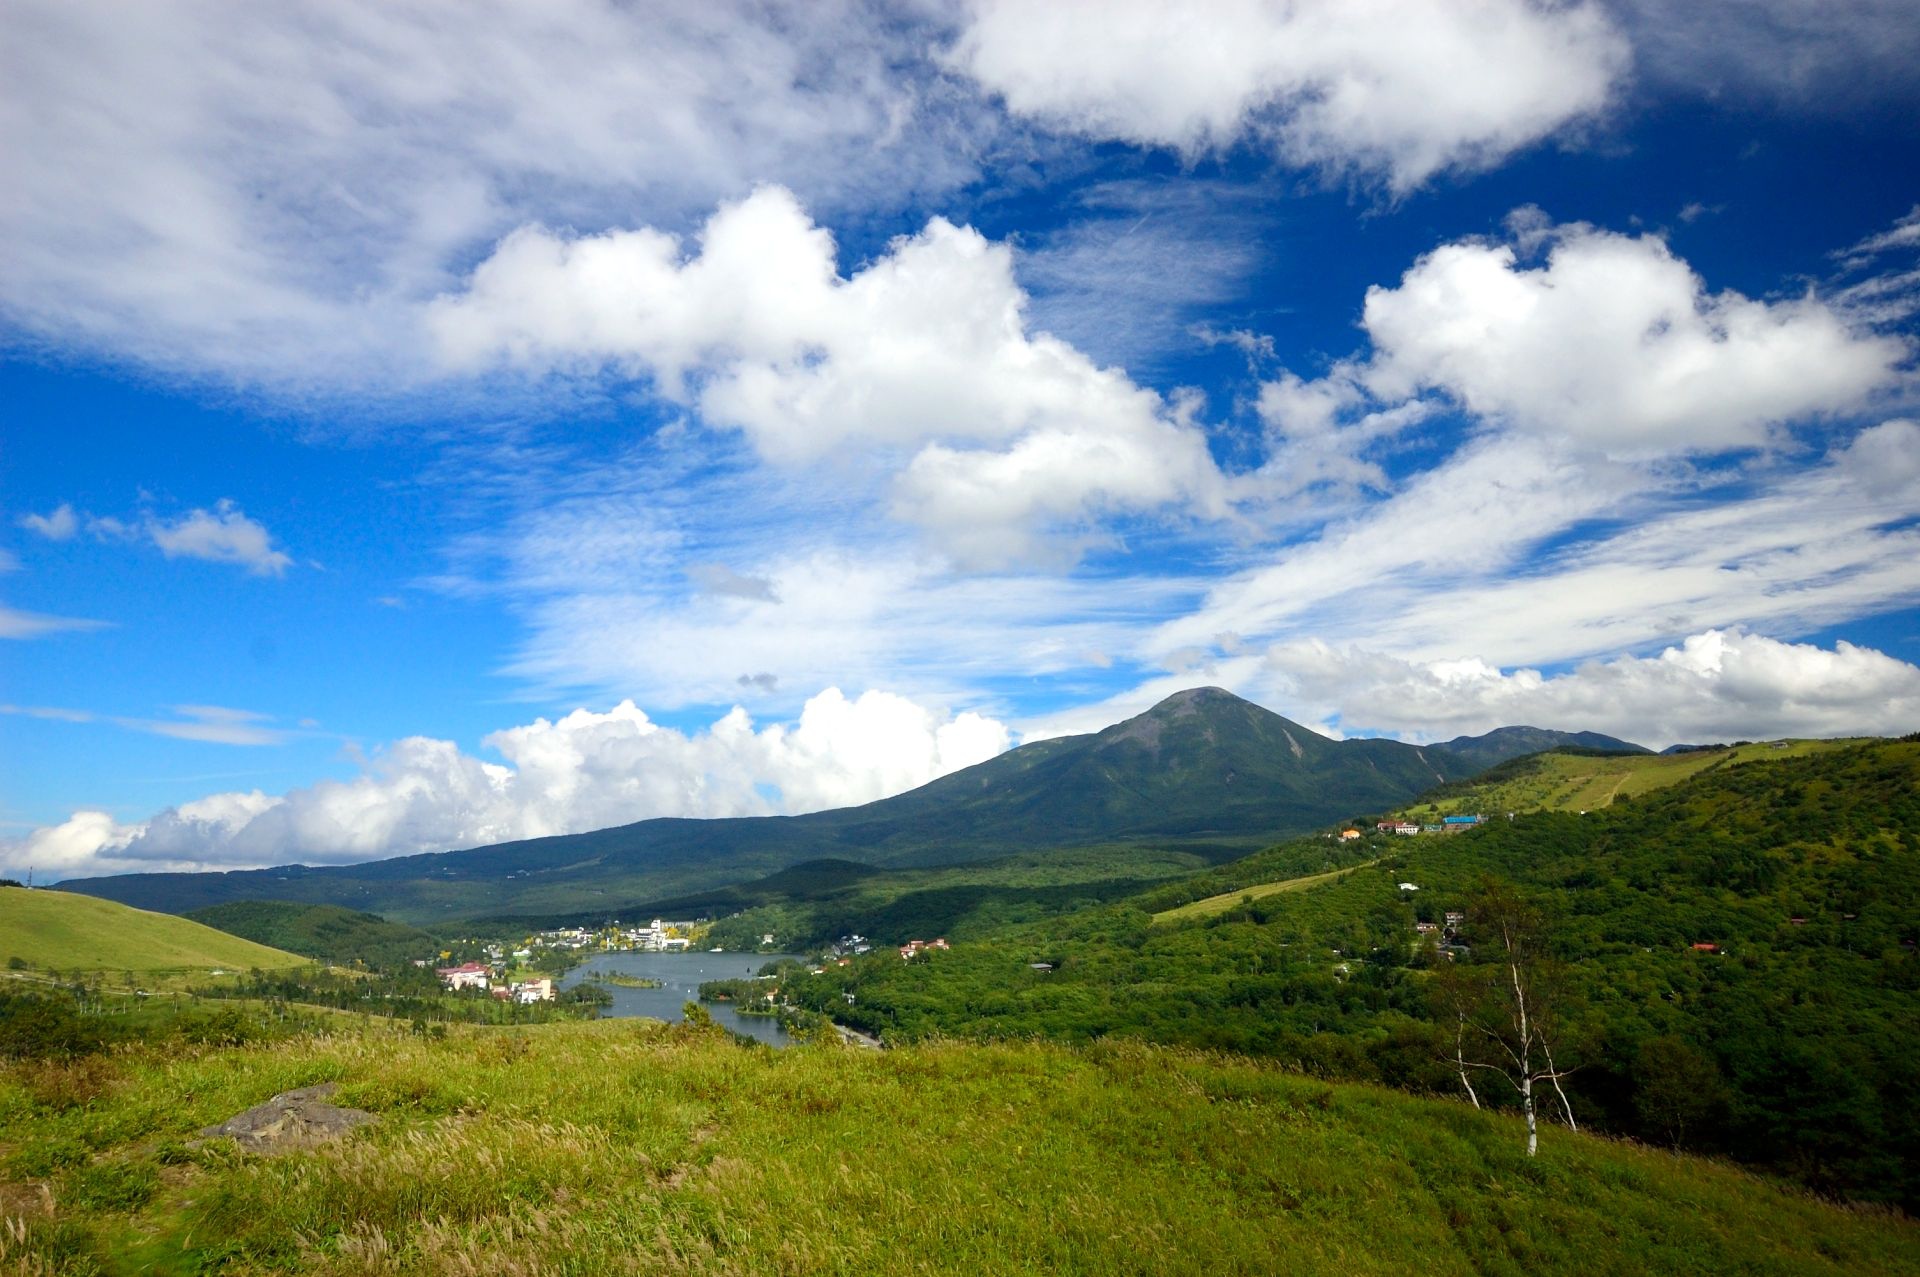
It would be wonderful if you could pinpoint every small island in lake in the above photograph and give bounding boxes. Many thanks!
[590,972,665,989]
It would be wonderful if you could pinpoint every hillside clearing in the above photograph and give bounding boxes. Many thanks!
[1153,859,1376,924]
[1399,738,1868,819]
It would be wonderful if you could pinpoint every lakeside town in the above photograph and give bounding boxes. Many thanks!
[428,917,708,1001]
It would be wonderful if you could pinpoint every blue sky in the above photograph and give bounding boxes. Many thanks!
[4,0,1919,880]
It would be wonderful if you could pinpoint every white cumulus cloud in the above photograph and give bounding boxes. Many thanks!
[1263,629,1920,749]
[1354,215,1908,454]
[950,0,1628,190]
[146,501,293,576]
[431,185,1230,565]
[1,688,1013,881]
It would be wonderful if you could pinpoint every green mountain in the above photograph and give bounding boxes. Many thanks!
[185,901,441,968]
[62,688,1482,923]
[1430,724,1649,772]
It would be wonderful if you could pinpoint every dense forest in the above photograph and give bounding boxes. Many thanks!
[184,901,442,969]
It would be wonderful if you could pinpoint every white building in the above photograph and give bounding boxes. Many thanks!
[436,962,490,991]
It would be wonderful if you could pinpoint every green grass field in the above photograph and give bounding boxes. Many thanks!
[1399,739,1868,819]
[0,888,307,977]
[1152,859,1377,924]
[2,1017,1914,1275]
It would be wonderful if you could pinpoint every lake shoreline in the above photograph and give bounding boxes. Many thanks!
[558,950,804,1047]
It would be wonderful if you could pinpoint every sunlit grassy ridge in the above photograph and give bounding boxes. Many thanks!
[2,1019,1913,1275]
[1151,860,1377,924]
[0,889,306,976]
[1398,738,1869,818]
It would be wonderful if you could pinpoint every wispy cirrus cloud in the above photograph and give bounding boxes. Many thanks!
[1154,419,1920,673]
[0,0,991,391]
[1613,0,1920,109]
[2,702,291,746]
[0,605,108,640]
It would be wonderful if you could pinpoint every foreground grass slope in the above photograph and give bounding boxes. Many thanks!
[2,1019,1913,1275]
[0,889,306,976]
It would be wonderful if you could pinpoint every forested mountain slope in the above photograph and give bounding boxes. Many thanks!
[185,901,441,968]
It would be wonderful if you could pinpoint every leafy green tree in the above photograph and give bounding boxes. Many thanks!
[1633,1035,1728,1148]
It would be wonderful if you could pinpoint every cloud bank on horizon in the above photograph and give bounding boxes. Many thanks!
[3,1,1918,879]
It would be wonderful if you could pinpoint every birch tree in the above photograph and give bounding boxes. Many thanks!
[1442,878,1578,1157]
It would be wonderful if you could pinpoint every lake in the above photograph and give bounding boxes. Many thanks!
[558,950,802,1047]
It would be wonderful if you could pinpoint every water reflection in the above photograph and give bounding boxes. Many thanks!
[558,950,801,1047]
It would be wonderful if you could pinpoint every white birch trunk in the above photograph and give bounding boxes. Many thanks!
[1453,1016,1481,1109]
[1543,1038,1578,1132]
[1456,1054,1481,1109]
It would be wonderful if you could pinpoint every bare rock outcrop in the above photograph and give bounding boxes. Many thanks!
[195,1083,374,1154]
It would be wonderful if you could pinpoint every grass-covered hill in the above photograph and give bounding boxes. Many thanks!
[2,1017,1913,1275]
[185,901,440,969]
[0,887,306,977]
[773,739,1920,1209]
[1397,736,1867,819]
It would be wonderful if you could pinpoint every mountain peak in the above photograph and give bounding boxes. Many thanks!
[1145,686,1243,716]
[1096,686,1321,760]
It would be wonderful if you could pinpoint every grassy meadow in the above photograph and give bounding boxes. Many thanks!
[0,890,306,979]
[1397,738,1868,818]
[1150,860,1376,924]
[2,1017,1915,1275]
